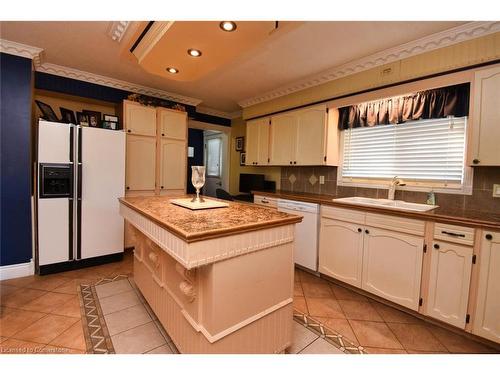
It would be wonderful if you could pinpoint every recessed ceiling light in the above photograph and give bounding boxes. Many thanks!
[219,21,237,32]
[187,48,202,57]
[166,67,178,74]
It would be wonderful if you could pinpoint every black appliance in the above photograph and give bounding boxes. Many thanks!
[239,173,265,193]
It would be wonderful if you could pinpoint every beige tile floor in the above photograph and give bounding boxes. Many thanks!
[293,268,499,354]
[1,250,498,354]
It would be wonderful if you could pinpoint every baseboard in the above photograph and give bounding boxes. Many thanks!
[0,259,35,280]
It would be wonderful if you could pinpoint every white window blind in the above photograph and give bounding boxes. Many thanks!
[341,116,467,186]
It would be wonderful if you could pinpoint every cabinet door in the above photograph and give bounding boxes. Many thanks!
[362,227,424,310]
[295,105,327,165]
[158,108,187,140]
[245,117,269,165]
[159,138,186,191]
[426,241,473,329]
[472,65,500,166]
[269,113,297,165]
[124,102,157,136]
[319,218,364,288]
[126,135,156,191]
[473,231,500,343]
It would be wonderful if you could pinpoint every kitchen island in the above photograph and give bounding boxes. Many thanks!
[118,195,302,354]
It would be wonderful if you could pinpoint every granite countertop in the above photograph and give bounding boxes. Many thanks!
[252,190,500,230]
[119,195,302,242]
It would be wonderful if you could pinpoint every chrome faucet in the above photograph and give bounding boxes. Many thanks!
[388,176,406,200]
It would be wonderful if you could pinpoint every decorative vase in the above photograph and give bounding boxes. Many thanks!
[191,166,206,203]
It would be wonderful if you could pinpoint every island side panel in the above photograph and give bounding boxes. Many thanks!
[130,222,295,353]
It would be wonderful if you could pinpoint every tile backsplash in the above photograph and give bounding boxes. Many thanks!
[280,166,500,214]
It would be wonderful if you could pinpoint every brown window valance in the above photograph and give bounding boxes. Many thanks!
[338,83,470,130]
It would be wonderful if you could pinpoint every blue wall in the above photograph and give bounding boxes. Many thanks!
[186,129,205,194]
[35,72,231,127]
[0,53,33,266]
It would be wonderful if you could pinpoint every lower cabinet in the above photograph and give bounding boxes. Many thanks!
[159,138,186,191]
[126,135,156,191]
[426,241,473,329]
[319,218,364,288]
[361,227,424,311]
[473,231,500,343]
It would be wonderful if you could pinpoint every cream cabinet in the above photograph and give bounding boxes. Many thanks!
[294,106,328,165]
[426,241,473,329]
[159,138,186,191]
[473,231,500,343]
[269,112,297,165]
[124,100,157,136]
[362,227,424,311]
[319,218,364,288]
[125,135,156,191]
[245,117,270,166]
[471,65,500,166]
[158,108,187,140]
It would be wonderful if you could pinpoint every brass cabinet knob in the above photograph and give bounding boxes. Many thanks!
[473,159,480,164]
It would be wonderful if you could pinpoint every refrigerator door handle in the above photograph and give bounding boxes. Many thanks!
[76,126,82,260]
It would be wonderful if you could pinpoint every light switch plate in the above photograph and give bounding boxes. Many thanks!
[319,176,325,185]
[493,184,500,198]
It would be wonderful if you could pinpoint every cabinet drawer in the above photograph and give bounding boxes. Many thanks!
[365,212,425,236]
[434,223,475,246]
[321,205,365,224]
[254,195,278,209]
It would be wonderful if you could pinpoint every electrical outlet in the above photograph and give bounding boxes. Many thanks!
[493,184,500,198]
[319,176,325,185]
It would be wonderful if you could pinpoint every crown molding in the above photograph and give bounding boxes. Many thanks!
[196,106,242,119]
[36,62,203,106]
[238,21,500,108]
[0,39,43,66]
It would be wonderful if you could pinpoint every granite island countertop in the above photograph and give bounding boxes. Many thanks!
[252,190,500,230]
[119,195,302,243]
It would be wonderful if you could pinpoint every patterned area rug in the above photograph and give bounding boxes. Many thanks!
[77,276,365,354]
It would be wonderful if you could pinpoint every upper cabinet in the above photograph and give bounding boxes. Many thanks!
[157,108,187,140]
[124,100,157,136]
[245,117,270,166]
[246,104,339,166]
[471,65,500,166]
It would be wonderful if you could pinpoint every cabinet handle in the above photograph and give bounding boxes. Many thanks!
[357,228,362,232]
[293,161,297,164]
[434,243,440,249]
[162,133,165,136]
[127,129,131,133]
[441,230,465,238]
[365,229,369,234]
[472,159,480,165]
[261,199,269,204]
[161,186,164,189]
[485,234,493,240]
[289,161,292,165]
[126,186,130,190]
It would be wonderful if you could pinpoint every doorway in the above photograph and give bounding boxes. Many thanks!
[203,130,228,198]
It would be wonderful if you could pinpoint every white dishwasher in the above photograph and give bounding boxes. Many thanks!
[277,199,319,271]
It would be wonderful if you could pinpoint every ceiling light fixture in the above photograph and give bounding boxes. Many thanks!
[219,21,237,32]
[166,67,179,74]
[187,48,202,57]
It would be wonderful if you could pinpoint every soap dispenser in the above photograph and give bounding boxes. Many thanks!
[427,190,436,205]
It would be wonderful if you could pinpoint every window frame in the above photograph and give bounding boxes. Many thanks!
[336,117,473,195]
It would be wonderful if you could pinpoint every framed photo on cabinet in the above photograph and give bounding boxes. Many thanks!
[240,152,246,166]
[60,107,77,124]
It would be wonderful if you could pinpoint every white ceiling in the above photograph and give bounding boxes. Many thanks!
[0,21,466,112]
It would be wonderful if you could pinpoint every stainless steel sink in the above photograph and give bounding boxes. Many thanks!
[332,196,438,212]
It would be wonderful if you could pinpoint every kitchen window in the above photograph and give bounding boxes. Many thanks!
[338,116,472,194]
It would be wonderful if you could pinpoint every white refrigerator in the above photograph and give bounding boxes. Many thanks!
[36,120,125,273]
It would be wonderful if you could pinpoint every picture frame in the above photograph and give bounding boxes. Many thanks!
[76,112,89,126]
[83,110,101,128]
[235,136,245,152]
[102,121,118,130]
[59,107,77,124]
[240,152,246,166]
[35,100,60,122]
